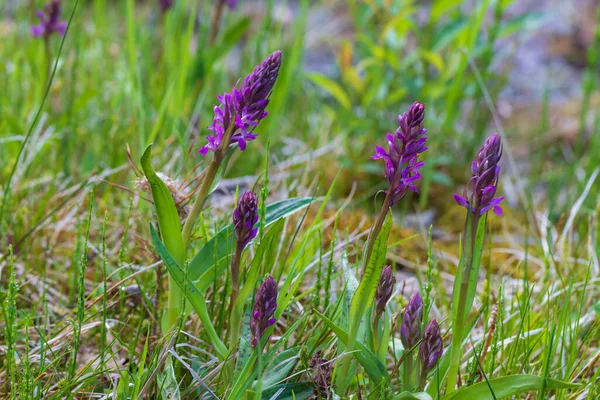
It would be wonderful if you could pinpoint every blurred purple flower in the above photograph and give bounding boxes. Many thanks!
[400,292,423,350]
[200,51,282,155]
[453,133,504,216]
[233,191,258,248]
[32,0,66,39]
[159,0,174,12]
[226,0,237,10]
[371,102,428,206]
[375,265,395,318]
[419,320,443,372]
[250,276,278,347]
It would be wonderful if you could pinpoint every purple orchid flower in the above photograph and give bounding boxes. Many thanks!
[32,0,66,39]
[200,51,282,156]
[371,102,428,206]
[453,133,504,216]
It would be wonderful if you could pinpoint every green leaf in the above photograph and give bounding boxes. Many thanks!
[188,198,315,290]
[465,216,488,321]
[149,225,228,360]
[158,358,181,400]
[259,382,313,399]
[262,348,300,389]
[440,375,580,400]
[234,305,254,378]
[348,212,392,343]
[314,310,388,386]
[307,73,352,111]
[140,144,184,265]
[394,392,433,400]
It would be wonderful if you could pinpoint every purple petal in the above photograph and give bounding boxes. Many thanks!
[56,22,67,36]
[31,25,44,37]
[453,194,469,208]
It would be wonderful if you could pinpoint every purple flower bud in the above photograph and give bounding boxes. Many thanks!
[233,191,259,248]
[200,51,282,155]
[453,133,504,216]
[400,293,423,349]
[31,0,67,39]
[159,0,174,12]
[250,276,278,347]
[371,102,428,206]
[375,265,395,317]
[419,320,443,372]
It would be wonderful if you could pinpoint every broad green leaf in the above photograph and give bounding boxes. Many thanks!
[140,144,184,265]
[150,225,228,360]
[158,358,181,400]
[440,375,580,400]
[307,73,352,111]
[259,382,313,399]
[394,392,433,400]
[189,197,314,289]
[314,310,388,385]
[348,212,392,344]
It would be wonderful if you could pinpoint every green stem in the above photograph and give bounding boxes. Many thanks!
[229,241,243,316]
[209,0,226,45]
[363,189,392,272]
[180,123,235,247]
[418,362,428,392]
[446,214,478,392]
[180,157,220,247]
[371,313,381,354]
[403,354,414,392]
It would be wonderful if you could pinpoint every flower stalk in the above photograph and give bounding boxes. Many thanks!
[446,134,503,392]
[180,122,234,247]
